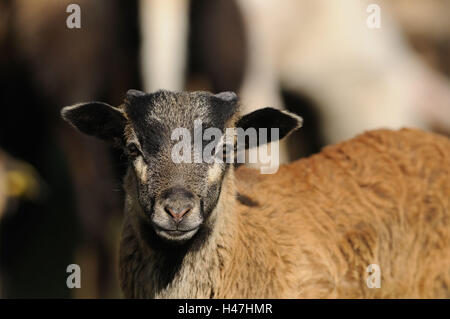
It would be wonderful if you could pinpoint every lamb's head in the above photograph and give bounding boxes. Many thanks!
[61,89,302,244]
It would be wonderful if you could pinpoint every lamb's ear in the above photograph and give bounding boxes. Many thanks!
[236,107,302,148]
[61,102,126,142]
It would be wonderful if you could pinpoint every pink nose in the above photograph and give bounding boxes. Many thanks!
[164,206,191,223]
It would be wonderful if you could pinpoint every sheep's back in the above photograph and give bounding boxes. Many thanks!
[235,128,450,298]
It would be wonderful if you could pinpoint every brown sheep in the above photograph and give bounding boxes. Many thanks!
[62,90,450,298]
[231,128,450,298]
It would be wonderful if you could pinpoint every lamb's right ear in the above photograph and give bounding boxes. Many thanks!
[61,102,126,142]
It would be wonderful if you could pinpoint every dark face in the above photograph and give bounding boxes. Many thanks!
[123,90,237,243]
[61,89,302,245]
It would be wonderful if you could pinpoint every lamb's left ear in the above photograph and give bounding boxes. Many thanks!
[236,107,303,147]
[61,102,127,142]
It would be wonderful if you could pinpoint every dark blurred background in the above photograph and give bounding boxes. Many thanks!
[0,0,449,298]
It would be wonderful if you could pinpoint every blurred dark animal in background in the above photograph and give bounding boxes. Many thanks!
[0,0,140,297]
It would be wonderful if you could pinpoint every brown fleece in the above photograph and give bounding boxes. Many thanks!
[120,128,450,298]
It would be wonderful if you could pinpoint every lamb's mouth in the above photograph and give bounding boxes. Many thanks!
[153,225,200,241]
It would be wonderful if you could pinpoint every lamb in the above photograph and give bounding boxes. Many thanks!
[61,89,450,298]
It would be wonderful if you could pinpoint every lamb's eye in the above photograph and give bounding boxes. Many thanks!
[126,143,141,158]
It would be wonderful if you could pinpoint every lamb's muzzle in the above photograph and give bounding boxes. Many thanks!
[152,186,200,242]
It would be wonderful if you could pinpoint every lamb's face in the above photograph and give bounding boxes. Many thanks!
[122,90,238,243]
[61,89,302,245]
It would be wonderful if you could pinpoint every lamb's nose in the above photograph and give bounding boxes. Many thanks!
[164,206,191,223]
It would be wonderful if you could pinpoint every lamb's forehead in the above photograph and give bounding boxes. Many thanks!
[124,90,221,130]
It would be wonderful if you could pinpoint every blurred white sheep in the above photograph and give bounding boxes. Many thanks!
[139,0,450,163]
